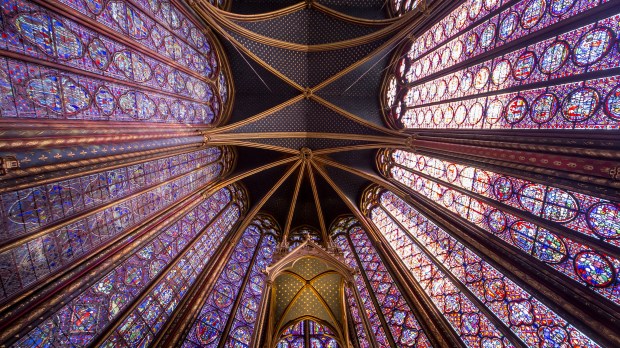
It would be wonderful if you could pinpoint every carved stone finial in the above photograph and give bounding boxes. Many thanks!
[300,147,313,161]
[0,156,19,176]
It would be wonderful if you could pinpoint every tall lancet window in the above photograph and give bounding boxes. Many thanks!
[378,149,620,304]
[384,0,620,130]
[0,0,230,124]
[182,215,279,347]
[288,225,322,251]
[362,185,601,347]
[330,216,430,347]
[0,147,230,304]
[276,319,340,348]
[15,184,246,347]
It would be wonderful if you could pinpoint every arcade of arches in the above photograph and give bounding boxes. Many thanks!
[0,0,618,347]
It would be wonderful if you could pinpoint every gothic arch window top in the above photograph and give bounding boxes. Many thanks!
[276,318,340,348]
[289,225,323,251]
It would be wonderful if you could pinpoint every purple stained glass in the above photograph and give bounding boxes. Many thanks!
[374,191,600,347]
[574,252,615,287]
[17,186,238,347]
[386,150,620,305]
[573,27,614,67]
[561,87,600,122]
[604,85,620,120]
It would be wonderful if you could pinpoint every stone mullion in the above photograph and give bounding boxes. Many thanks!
[386,179,620,347]
[413,148,619,202]
[0,183,214,343]
[344,234,398,348]
[217,232,265,348]
[410,137,620,183]
[249,279,271,347]
[356,220,465,348]
[344,278,381,348]
[160,215,249,347]
[150,202,246,346]
[378,205,527,348]
[391,162,620,259]
[92,199,235,345]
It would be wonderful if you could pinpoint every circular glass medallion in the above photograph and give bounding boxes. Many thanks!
[549,0,575,16]
[513,51,536,81]
[531,93,559,123]
[474,67,490,90]
[504,96,528,124]
[486,99,503,124]
[573,27,614,66]
[561,87,600,122]
[480,23,496,49]
[586,203,620,239]
[492,59,511,85]
[604,85,620,120]
[574,252,615,287]
[539,41,570,74]
[521,0,546,29]
[499,12,519,41]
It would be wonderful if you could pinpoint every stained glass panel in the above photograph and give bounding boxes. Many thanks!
[331,219,430,347]
[0,150,224,302]
[387,150,620,303]
[386,0,619,130]
[16,186,238,347]
[369,190,600,347]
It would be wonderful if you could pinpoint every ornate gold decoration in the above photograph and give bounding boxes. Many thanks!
[0,156,19,176]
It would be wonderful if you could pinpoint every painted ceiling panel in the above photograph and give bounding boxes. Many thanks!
[279,286,338,332]
[227,98,387,135]
[230,8,383,45]
[275,273,306,320]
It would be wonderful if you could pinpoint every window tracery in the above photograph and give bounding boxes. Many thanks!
[0,0,230,124]
[330,216,431,347]
[363,185,601,347]
[276,319,340,348]
[182,215,280,347]
[0,147,229,304]
[379,149,620,303]
[15,184,246,347]
[384,0,620,130]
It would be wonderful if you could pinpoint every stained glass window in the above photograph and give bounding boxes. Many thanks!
[288,225,322,251]
[330,216,431,347]
[16,185,243,347]
[277,319,340,348]
[381,149,620,304]
[182,215,280,347]
[363,185,601,347]
[0,0,229,124]
[0,148,226,303]
[385,0,620,130]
